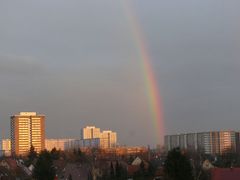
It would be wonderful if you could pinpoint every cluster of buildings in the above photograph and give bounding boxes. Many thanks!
[2,112,118,156]
[44,126,117,151]
[81,126,117,148]
[165,131,240,154]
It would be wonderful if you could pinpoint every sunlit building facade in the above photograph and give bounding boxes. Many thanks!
[80,126,117,149]
[100,130,117,148]
[2,139,11,156]
[81,126,101,139]
[11,112,45,155]
[219,131,238,154]
[45,139,76,151]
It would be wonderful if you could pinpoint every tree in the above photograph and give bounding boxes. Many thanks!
[114,161,127,179]
[147,161,156,176]
[68,174,73,180]
[115,160,121,178]
[50,147,60,160]
[77,148,82,156]
[164,148,194,180]
[33,150,56,180]
[129,155,134,164]
[140,160,145,175]
[26,145,37,166]
[110,162,114,178]
[76,148,86,162]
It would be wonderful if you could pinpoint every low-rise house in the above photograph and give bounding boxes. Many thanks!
[126,157,149,177]
[202,160,214,171]
[211,168,240,180]
[0,158,30,179]
[0,159,17,170]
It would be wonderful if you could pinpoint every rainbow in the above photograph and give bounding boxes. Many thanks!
[122,1,165,144]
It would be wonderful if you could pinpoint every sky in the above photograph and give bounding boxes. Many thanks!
[0,0,240,146]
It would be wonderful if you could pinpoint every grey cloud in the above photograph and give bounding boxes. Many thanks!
[1,0,240,146]
[0,55,46,76]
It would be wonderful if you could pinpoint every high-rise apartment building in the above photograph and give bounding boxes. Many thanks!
[100,130,117,148]
[81,126,101,139]
[11,112,45,155]
[219,131,238,153]
[80,126,117,149]
[165,131,240,154]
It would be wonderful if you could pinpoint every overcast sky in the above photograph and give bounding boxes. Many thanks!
[0,0,240,146]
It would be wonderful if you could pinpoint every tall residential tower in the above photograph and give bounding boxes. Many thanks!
[100,130,117,148]
[81,126,101,139]
[80,126,117,148]
[11,112,45,155]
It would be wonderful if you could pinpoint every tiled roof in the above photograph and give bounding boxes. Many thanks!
[211,168,240,180]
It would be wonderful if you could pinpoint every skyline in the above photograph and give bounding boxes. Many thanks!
[1,0,240,146]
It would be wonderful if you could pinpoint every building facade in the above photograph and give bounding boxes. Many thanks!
[100,130,117,148]
[11,112,45,155]
[80,126,117,149]
[165,131,240,154]
[45,139,75,151]
[81,126,101,139]
[81,138,101,148]
[2,139,11,156]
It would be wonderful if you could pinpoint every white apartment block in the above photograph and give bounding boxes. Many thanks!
[80,126,117,149]
[165,131,240,154]
[100,130,117,148]
[81,126,101,139]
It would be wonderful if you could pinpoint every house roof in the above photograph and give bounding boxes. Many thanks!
[132,157,142,166]
[211,168,240,180]
[127,165,140,176]
[1,159,17,170]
